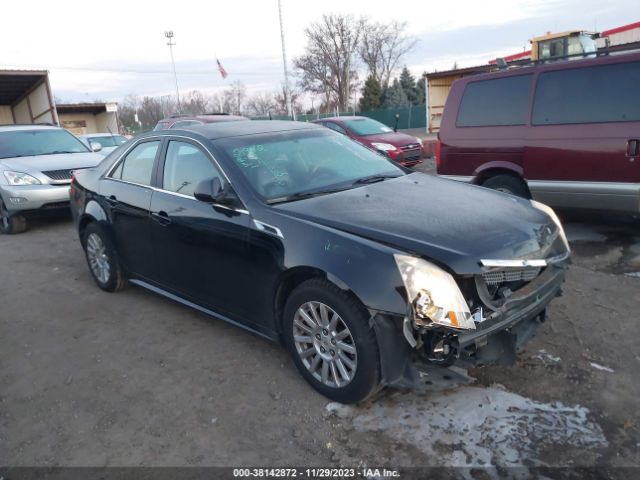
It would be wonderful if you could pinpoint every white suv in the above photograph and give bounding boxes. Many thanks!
[0,124,104,234]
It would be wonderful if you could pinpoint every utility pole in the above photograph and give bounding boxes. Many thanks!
[164,31,181,113]
[277,0,293,119]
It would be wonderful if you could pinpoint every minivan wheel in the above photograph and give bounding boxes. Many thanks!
[283,278,380,404]
[482,174,529,198]
[0,198,28,234]
[82,223,125,292]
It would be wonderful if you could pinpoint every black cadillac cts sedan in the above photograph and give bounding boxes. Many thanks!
[70,121,570,403]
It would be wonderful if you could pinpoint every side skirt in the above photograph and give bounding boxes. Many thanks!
[128,279,277,342]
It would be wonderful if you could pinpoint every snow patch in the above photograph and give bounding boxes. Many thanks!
[326,386,607,467]
[589,362,615,373]
[533,349,561,363]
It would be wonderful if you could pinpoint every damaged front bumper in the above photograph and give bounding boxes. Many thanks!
[371,262,567,390]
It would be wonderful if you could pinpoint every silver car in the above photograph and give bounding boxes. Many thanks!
[0,125,104,234]
[78,133,129,156]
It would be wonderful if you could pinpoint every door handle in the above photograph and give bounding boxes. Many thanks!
[151,210,171,226]
[626,139,639,158]
[105,195,118,207]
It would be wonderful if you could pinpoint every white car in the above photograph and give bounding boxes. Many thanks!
[0,125,104,234]
[78,133,129,155]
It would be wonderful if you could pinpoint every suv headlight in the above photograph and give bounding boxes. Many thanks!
[530,200,570,253]
[3,171,41,186]
[414,137,423,145]
[371,142,397,152]
[394,254,475,330]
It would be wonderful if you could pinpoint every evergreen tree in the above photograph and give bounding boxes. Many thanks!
[415,75,426,105]
[399,66,419,105]
[359,75,383,111]
[382,78,409,108]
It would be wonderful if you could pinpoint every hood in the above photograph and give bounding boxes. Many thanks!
[274,173,559,274]
[0,151,104,174]
[359,131,420,147]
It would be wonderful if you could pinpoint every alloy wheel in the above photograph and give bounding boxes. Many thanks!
[86,233,111,284]
[293,301,357,388]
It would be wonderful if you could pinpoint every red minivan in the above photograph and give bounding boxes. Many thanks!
[437,51,640,216]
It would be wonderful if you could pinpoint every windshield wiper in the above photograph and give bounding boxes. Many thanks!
[352,174,401,185]
[43,150,83,155]
[267,187,348,205]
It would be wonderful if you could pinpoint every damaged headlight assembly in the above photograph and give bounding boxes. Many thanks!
[530,200,571,253]
[394,254,475,331]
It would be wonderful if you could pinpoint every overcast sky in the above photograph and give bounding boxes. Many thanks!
[2,0,635,103]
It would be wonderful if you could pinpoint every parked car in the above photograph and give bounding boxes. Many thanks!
[70,121,569,403]
[79,133,129,155]
[0,124,105,234]
[153,113,248,131]
[437,51,640,216]
[312,116,424,167]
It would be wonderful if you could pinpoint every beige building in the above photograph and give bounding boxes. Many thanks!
[0,70,57,125]
[56,103,119,135]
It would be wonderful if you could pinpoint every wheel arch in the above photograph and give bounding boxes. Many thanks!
[273,266,368,338]
[472,164,531,196]
[78,200,108,243]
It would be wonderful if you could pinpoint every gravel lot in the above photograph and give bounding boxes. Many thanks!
[1,174,639,475]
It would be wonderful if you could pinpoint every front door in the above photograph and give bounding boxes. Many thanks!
[149,139,256,326]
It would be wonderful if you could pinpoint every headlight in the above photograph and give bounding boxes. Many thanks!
[3,171,41,186]
[530,200,570,253]
[414,137,423,145]
[371,142,397,152]
[394,254,475,330]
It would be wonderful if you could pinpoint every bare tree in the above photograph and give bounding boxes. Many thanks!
[294,14,363,112]
[359,20,416,89]
[182,90,210,115]
[245,92,277,117]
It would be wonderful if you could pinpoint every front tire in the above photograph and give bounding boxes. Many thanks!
[482,174,529,198]
[0,197,28,234]
[82,222,125,292]
[283,278,380,404]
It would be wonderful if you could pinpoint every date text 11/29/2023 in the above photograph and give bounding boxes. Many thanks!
[232,467,401,478]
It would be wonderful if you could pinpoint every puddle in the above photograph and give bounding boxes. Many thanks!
[565,223,640,275]
[326,386,607,468]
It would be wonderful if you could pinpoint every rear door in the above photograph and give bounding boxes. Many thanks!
[525,59,640,213]
[101,139,162,278]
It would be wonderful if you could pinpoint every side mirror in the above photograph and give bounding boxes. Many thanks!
[90,142,102,152]
[194,177,242,209]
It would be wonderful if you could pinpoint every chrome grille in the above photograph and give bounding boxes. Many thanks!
[400,143,421,151]
[482,267,541,286]
[42,169,73,181]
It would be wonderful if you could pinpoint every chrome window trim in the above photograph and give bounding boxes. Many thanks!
[253,219,284,239]
[104,136,163,180]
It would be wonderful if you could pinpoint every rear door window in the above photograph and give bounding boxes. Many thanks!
[456,74,533,127]
[532,61,640,125]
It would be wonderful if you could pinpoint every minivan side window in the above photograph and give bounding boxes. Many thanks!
[532,61,640,125]
[456,74,532,127]
[110,140,160,186]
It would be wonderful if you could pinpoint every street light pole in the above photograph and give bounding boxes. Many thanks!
[165,30,181,113]
[277,0,293,119]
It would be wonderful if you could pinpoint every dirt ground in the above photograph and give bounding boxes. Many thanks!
[1,188,639,477]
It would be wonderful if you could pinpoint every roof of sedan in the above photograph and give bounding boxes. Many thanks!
[0,124,58,132]
[183,120,322,139]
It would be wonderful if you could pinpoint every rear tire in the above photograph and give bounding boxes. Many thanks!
[0,197,28,234]
[482,174,529,198]
[283,278,380,404]
[82,222,126,292]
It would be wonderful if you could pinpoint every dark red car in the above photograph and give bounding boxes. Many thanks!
[437,51,640,216]
[154,113,248,131]
[313,116,424,167]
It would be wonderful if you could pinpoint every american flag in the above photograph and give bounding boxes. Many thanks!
[217,59,228,79]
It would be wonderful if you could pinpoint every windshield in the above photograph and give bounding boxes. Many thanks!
[87,135,128,148]
[341,118,393,136]
[216,129,403,202]
[0,129,90,159]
